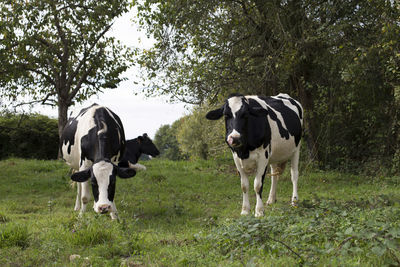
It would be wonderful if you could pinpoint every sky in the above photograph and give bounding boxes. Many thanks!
[29,8,189,140]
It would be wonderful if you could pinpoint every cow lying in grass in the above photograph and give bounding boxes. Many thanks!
[119,133,160,171]
[206,93,303,217]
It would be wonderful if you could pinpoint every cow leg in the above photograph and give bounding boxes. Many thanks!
[80,181,91,215]
[290,146,300,206]
[240,172,250,215]
[74,182,81,211]
[254,159,268,217]
[233,156,250,215]
[266,164,279,205]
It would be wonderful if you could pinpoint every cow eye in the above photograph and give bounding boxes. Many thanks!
[224,113,232,119]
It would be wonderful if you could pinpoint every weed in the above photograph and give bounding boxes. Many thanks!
[0,223,30,248]
[0,212,8,223]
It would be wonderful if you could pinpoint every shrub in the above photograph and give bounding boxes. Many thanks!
[0,112,59,159]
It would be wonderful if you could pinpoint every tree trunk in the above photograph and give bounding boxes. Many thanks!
[295,77,320,162]
[57,100,69,158]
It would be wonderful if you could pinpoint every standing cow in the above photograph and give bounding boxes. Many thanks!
[60,104,137,219]
[206,93,303,217]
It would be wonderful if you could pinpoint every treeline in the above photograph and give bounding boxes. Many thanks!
[136,0,400,174]
[153,107,229,161]
[0,113,59,159]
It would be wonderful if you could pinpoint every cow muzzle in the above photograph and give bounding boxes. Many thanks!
[98,204,112,214]
[227,131,242,148]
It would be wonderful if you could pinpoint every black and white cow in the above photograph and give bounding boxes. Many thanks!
[206,93,303,217]
[60,103,137,219]
[118,133,160,171]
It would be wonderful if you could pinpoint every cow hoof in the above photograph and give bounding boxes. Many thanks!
[266,199,276,205]
[241,209,250,216]
[255,211,264,217]
[74,206,80,211]
[291,200,298,207]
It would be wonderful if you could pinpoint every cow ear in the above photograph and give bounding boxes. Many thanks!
[71,168,91,182]
[206,107,224,120]
[117,167,136,179]
[249,106,268,117]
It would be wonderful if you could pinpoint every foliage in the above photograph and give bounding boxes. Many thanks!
[134,0,400,173]
[206,195,400,265]
[153,119,186,160]
[1,158,400,265]
[0,112,59,159]
[176,106,228,160]
[0,0,133,136]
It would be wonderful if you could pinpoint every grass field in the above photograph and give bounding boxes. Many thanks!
[0,158,399,266]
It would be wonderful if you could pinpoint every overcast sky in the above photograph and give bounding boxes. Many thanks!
[31,8,189,140]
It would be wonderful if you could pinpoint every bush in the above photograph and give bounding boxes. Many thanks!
[0,112,59,159]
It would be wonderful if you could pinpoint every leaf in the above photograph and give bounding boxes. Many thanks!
[371,246,386,257]
[344,227,353,235]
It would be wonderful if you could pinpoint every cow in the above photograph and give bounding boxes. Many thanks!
[60,103,137,219]
[118,133,160,171]
[206,93,303,217]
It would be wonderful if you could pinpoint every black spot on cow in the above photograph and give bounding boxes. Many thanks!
[91,176,99,202]
[259,96,302,146]
[277,95,303,120]
[107,169,116,202]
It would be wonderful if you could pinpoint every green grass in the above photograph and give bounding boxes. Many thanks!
[0,157,399,266]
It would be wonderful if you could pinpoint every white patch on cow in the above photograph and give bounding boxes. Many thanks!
[228,97,244,118]
[97,121,108,135]
[128,162,147,171]
[92,161,115,214]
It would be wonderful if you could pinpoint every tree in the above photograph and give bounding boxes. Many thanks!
[153,120,186,160]
[176,106,227,160]
[134,0,400,171]
[0,0,133,137]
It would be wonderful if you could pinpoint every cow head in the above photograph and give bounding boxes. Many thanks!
[206,94,268,148]
[138,133,160,157]
[70,160,136,215]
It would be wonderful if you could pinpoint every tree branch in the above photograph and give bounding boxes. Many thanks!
[12,93,57,108]
[67,65,94,103]
[33,35,62,61]
[267,235,305,263]
[22,65,57,87]
[66,23,113,90]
